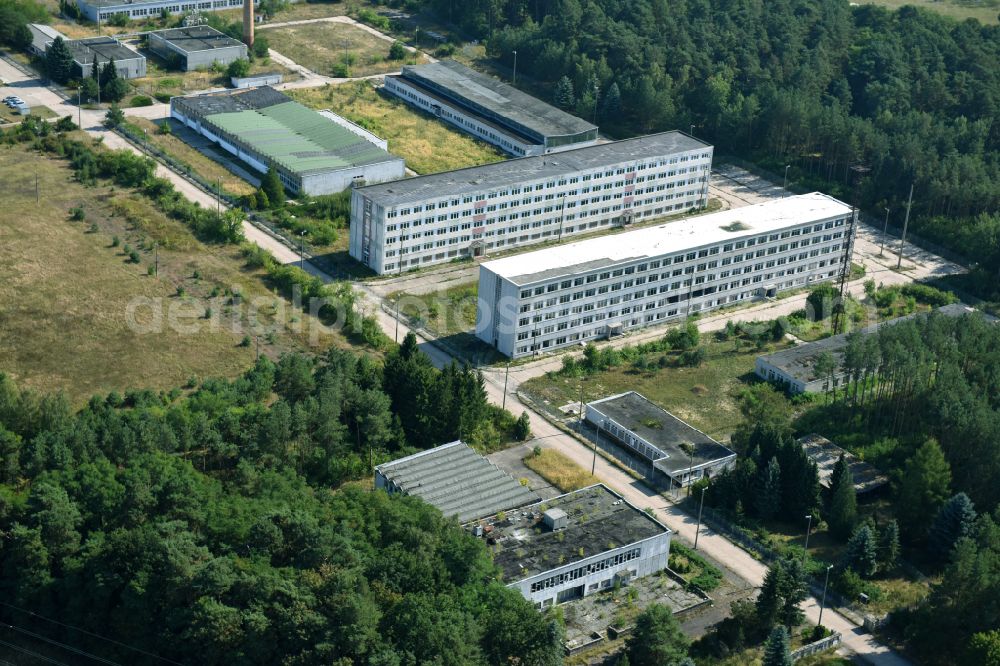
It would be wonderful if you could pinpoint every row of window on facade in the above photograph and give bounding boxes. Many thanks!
[527,548,642,593]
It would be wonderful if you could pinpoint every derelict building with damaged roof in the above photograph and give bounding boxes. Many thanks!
[375,442,672,608]
[384,59,598,157]
[171,86,405,196]
[475,192,854,358]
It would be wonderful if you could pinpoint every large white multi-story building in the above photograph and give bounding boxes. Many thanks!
[349,131,713,275]
[476,193,855,358]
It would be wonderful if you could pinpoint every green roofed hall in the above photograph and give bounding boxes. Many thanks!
[171,87,405,196]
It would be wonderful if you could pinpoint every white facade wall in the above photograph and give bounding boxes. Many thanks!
[477,211,855,358]
[754,357,842,394]
[384,76,544,157]
[350,146,712,275]
[79,0,244,22]
[510,532,671,607]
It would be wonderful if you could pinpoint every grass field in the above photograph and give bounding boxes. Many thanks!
[0,141,340,405]
[129,53,296,103]
[125,117,257,197]
[262,20,428,77]
[387,282,479,337]
[523,335,791,441]
[523,449,595,493]
[0,105,56,124]
[287,81,505,174]
[861,0,999,23]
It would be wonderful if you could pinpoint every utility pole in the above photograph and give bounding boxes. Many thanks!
[77,88,82,128]
[818,564,834,628]
[35,171,39,204]
[803,514,813,555]
[783,164,790,196]
[834,164,866,335]
[897,182,914,270]
[880,207,890,257]
[591,419,601,476]
[501,360,510,411]
[394,244,403,343]
[217,177,222,219]
[153,242,158,276]
[694,485,707,550]
[511,50,517,85]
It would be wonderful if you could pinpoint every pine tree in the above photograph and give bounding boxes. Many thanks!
[778,557,807,628]
[554,76,575,109]
[100,58,118,86]
[90,59,99,82]
[879,520,900,570]
[826,455,857,540]
[762,626,793,666]
[260,166,285,208]
[514,412,531,441]
[755,560,785,628]
[896,439,952,542]
[46,37,74,84]
[929,492,977,564]
[844,524,878,578]
[755,456,781,520]
[601,81,621,117]
[624,604,690,666]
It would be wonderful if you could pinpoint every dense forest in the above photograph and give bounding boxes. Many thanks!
[0,336,556,664]
[417,0,1000,286]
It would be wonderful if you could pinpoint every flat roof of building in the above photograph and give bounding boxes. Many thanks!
[174,87,400,176]
[376,441,540,523]
[485,484,670,583]
[65,36,143,64]
[587,392,736,474]
[400,60,596,141]
[149,26,244,53]
[757,304,990,384]
[28,24,63,40]
[355,131,709,207]
[799,434,888,494]
[483,192,852,286]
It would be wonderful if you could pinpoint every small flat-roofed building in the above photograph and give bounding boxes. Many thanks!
[231,72,282,89]
[798,434,888,495]
[755,303,992,394]
[350,131,712,275]
[73,0,243,23]
[148,26,247,71]
[375,441,541,523]
[62,37,147,79]
[171,86,405,195]
[27,24,64,57]
[482,484,672,607]
[585,392,736,489]
[384,60,598,157]
[477,193,854,358]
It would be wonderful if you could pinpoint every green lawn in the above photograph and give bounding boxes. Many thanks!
[287,81,505,175]
[262,20,428,77]
[522,335,792,441]
[387,282,479,337]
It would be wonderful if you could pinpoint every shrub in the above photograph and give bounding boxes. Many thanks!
[239,335,251,347]
[388,40,407,60]
[130,95,153,107]
[154,92,172,104]
[88,222,99,233]
[70,206,86,221]
[111,235,120,247]
[128,249,141,263]
[331,62,350,78]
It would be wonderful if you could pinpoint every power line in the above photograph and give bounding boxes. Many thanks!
[0,603,183,666]
[0,637,73,666]
[1,623,121,666]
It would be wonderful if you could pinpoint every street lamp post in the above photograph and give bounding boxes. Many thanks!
[880,206,890,257]
[783,165,791,196]
[501,360,510,411]
[298,229,306,270]
[591,419,601,476]
[512,50,517,85]
[689,123,695,137]
[803,514,813,555]
[818,564,834,628]
[694,485,707,550]
[77,88,82,128]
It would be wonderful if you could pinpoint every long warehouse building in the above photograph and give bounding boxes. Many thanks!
[349,131,712,275]
[384,59,598,157]
[172,86,405,196]
[476,192,855,358]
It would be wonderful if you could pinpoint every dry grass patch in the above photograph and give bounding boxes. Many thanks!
[860,0,998,24]
[0,141,341,405]
[288,81,504,174]
[126,117,256,197]
[262,20,426,77]
[523,449,594,493]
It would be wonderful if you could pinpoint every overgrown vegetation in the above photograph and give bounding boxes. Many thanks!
[0,362,563,665]
[523,448,594,493]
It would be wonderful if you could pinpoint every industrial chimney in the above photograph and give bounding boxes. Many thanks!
[242,0,254,47]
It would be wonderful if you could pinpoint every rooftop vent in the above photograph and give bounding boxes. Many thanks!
[542,508,568,531]
[720,221,751,232]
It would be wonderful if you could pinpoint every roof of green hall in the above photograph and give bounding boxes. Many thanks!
[203,100,399,176]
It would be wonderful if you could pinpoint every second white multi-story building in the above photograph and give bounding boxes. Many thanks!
[476,193,855,358]
[348,131,713,275]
